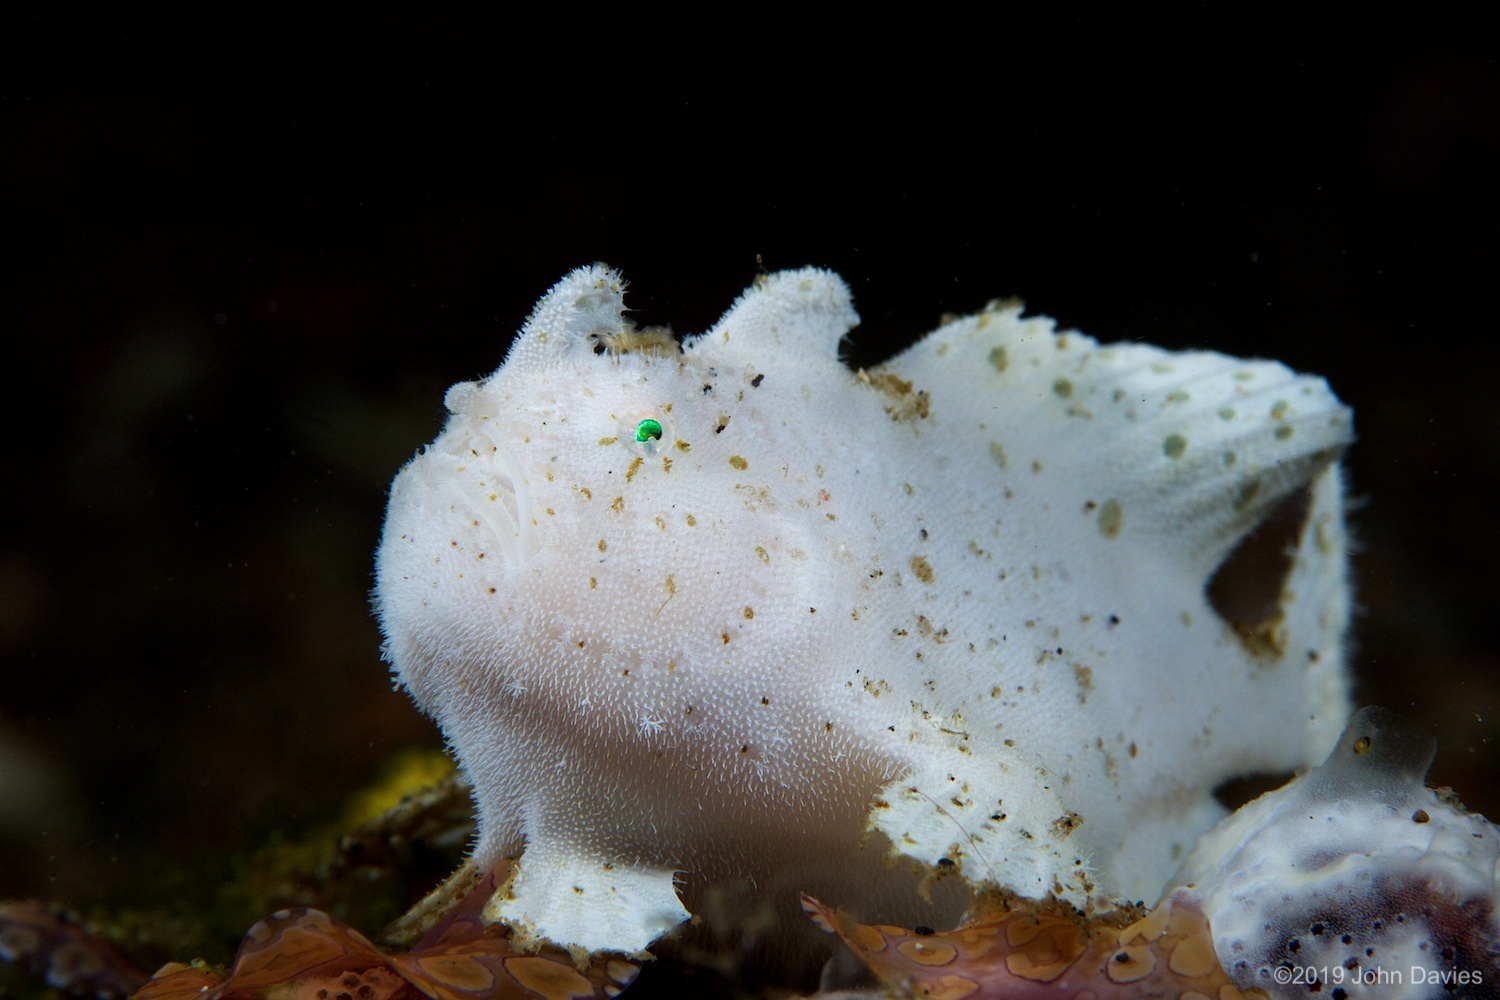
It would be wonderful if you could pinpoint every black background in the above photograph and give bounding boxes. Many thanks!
[2,8,1496,947]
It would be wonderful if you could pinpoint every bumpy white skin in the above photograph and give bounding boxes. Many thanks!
[1169,706,1500,999]
[375,266,1353,954]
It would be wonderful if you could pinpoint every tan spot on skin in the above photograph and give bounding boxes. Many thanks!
[685,513,697,526]
[1119,903,1171,944]
[988,345,1008,371]
[850,924,888,952]
[408,953,496,992]
[864,371,931,420]
[605,960,638,985]
[896,938,958,966]
[625,455,644,482]
[955,926,1002,952]
[597,539,607,554]
[1234,478,1261,511]
[1005,951,1073,982]
[502,956,595,999]
[588,577,596,589]
[1072,664,1093,702]
[1051,811,1083,836]
[1168,930,1220,977]
[870,371,911,395]
[925,974,981,999]
[754,545,770,564]
[910,555,935,583]
[674,439,691,452]
[598,436,618,446]
[1004,918,1049,947]
[1316,516,1336,554]
[1163,433,1187,458]
[1098,498,1123,538]
[1275,424,1294,440]
[611,496,624,513]
[989,440,1008,469]
[743,606,754,620]
[1052,377,1073,398]
[1105,945,1156,983]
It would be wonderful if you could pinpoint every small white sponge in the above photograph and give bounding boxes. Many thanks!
[1170,706,1500,998]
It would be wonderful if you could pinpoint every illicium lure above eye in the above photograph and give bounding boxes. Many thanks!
[374,265,1355,960]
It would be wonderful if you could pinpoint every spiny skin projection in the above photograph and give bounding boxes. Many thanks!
[374,265,1353,956]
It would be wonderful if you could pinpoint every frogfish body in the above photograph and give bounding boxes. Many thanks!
[374,266,1352,956]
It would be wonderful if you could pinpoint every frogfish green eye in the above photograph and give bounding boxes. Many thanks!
[635,418,664,443]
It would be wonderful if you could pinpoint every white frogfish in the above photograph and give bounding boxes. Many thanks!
[374,265,1353,956]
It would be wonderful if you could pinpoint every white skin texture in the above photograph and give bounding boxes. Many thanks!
[375,267,1353,955]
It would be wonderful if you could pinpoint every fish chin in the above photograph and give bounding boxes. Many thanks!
[375,410,538,717]
[431,420,536,569]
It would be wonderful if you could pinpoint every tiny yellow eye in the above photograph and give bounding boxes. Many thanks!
[636,418,664,443]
